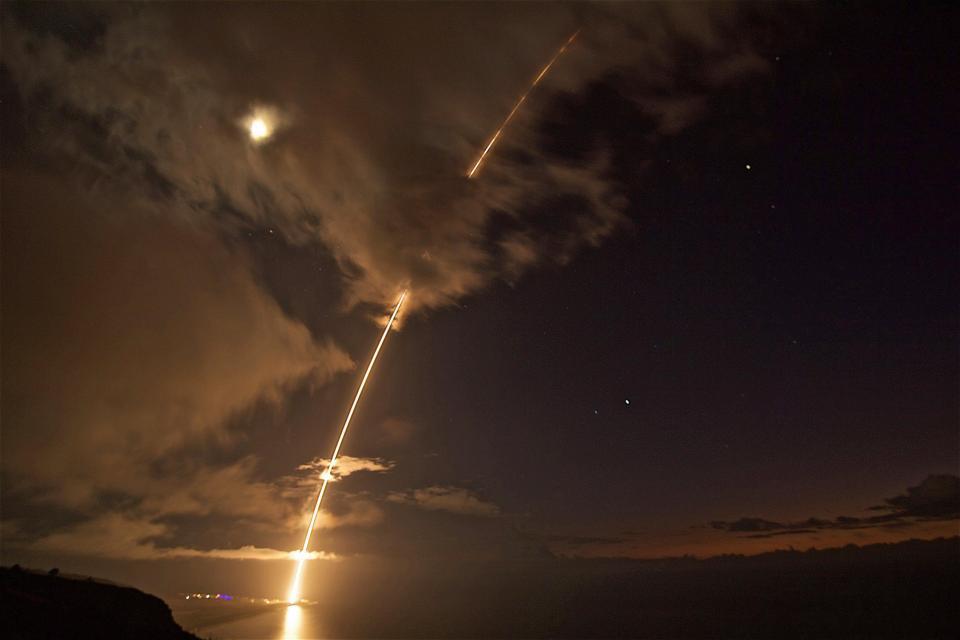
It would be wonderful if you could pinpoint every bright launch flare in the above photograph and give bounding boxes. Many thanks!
[287,290,408,604]
[466,29,580,179]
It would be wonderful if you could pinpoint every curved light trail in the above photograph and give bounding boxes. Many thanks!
[287,289,408,604]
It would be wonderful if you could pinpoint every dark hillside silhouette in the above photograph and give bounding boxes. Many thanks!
[1,565,198,640]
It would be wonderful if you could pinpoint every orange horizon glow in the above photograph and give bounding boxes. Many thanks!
[545,518,960,561]
[466,29,581,179]
[286,290,408,604]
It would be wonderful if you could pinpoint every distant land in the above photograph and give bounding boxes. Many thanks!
[1,565,198,640]
[532,536,960,639]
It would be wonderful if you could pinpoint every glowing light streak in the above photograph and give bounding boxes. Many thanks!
[466,29,580,179]
[286,290,408,604]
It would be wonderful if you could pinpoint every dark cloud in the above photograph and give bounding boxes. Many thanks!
[710,517,786,533]
[870,474,960,519]
[541,534,628,547]
[712,475,960,537]
[8,2,108,54]
[743,529,819,540]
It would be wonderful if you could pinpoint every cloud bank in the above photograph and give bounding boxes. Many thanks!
[711,475,960,539]
[28,513,336,562]
[2,173,352,509]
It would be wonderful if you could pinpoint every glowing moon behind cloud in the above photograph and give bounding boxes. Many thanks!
[249,117,270,141]
[243,106,281,143]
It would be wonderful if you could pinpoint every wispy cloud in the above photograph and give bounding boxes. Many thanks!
[387,486,501,518]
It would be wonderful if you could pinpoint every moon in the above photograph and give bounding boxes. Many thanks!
[249,117,270,141]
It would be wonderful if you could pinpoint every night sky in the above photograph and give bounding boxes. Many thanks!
[1,0,957,612]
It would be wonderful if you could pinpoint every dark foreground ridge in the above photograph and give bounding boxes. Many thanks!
[1,565,199,640]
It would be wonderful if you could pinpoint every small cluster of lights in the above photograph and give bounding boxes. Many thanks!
[184,592,315,607]
[184,592,296,604]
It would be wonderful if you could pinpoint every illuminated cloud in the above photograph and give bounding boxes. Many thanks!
[0,173,354,557]
[296,456,395,480]
[28,513,337,561]
[2,174,353,507]
[0,2,772,314]
[278,456,395,506]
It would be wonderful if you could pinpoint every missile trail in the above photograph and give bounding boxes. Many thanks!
[287,289,408,604]
[466,29,580,179]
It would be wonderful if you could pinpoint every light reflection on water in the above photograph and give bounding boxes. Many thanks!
[282,605,302,640]
[172,599,325,639]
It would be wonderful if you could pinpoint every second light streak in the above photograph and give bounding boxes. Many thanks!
[467,29,580,179]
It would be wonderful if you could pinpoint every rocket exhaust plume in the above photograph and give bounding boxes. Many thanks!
[466,29,580,179]
[287,289,408,604]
